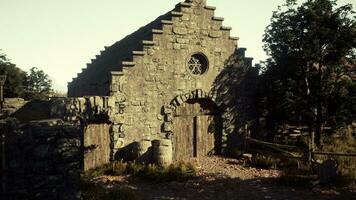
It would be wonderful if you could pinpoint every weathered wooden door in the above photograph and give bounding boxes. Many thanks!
[173,99,221,161]
[84,124,111,171]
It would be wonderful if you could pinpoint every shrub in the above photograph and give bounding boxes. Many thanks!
[81,161,196,183]
[317,136,356,184]
[251,153,278,169]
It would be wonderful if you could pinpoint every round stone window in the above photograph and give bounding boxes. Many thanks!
[187,53,209,75]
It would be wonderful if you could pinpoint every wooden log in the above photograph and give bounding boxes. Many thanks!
[246,137,302,151]
[312,151,356,157]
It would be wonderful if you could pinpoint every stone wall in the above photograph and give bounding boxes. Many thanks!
[66,0,258,157]
[108,0,239,154]
[0,119,82,200]
[0,98,28,119]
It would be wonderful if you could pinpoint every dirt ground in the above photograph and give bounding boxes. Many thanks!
[93,156,355,200]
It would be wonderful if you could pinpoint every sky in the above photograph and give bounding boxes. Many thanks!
[0,0,354,92]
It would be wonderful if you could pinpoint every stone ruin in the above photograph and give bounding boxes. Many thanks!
[0,0,260,199]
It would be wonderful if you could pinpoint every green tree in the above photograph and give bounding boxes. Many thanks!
[23,67,53,100]
[0,51,26,97]
[260,0,356,145]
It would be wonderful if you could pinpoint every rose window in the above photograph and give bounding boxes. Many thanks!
[187,53,208,75]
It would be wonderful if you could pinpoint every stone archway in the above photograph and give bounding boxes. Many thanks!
[162,89,222,161]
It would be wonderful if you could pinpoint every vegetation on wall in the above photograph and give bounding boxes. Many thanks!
[258,0,356,146]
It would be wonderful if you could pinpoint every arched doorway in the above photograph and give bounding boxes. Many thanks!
[172,98,222,161]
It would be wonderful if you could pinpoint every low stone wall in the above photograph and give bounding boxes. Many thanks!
[1,119,82,200]
[0,98,28,119]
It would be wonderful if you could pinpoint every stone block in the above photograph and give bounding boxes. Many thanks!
[173,27,188,35]
[163,122,172,132]
[163,106,173,114]
[114,138,125,149]
[209,31,222,38]
[173,43,181,49]
[177,38,189,44]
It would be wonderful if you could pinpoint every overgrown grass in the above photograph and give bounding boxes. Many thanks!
[250,153,279,169]
[82,161,196,183]
[80,161,195,199]
[317,136,356,185]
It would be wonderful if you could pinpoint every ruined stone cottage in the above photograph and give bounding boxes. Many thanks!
[67,0,255,164]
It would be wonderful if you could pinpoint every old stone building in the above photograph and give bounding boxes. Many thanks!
[67,0,255,161]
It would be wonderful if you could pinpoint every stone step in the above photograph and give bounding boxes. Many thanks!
[180,2,192,7]
[212,16,224,21]
[161,20,173,25]
[152,29,164,34]
[122,61,136,67]
[142,40,155,46]
[204,5,216,10]
[221,26,232,31]
[132,51,145,56]
[229,36,239,41]
[110,71,124,76]
[171,11,183,17]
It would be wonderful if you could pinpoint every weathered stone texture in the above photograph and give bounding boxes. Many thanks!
[1,119,82,200]
[66,0,255,158]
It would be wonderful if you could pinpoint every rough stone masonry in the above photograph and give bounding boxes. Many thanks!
[67,0,257,161]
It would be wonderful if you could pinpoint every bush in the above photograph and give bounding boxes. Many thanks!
[318,136,356,184]
[251,153,278,169]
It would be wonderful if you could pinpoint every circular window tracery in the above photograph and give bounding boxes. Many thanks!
[187,53,208,75]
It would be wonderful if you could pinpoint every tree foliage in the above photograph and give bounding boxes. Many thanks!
[0,51,26,98]
[23,67,52,100]
[259,0,356,145]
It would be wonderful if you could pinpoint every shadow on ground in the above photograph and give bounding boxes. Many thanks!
[88,171,355,200]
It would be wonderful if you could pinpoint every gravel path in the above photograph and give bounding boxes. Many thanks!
[94,156,355,200]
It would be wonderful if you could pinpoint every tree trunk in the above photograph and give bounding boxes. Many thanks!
[315,62,323,147]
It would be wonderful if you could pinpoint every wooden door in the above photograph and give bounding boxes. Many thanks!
[173,99,221,161]
[196,115,217,157]
[84,124,111,171]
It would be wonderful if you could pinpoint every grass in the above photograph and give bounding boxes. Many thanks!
[80,161,196,199]
[250,153,279,169]
[317,136,356,185]
[82,161,196,183]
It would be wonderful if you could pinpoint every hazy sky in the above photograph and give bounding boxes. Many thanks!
[0,0,354,92]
